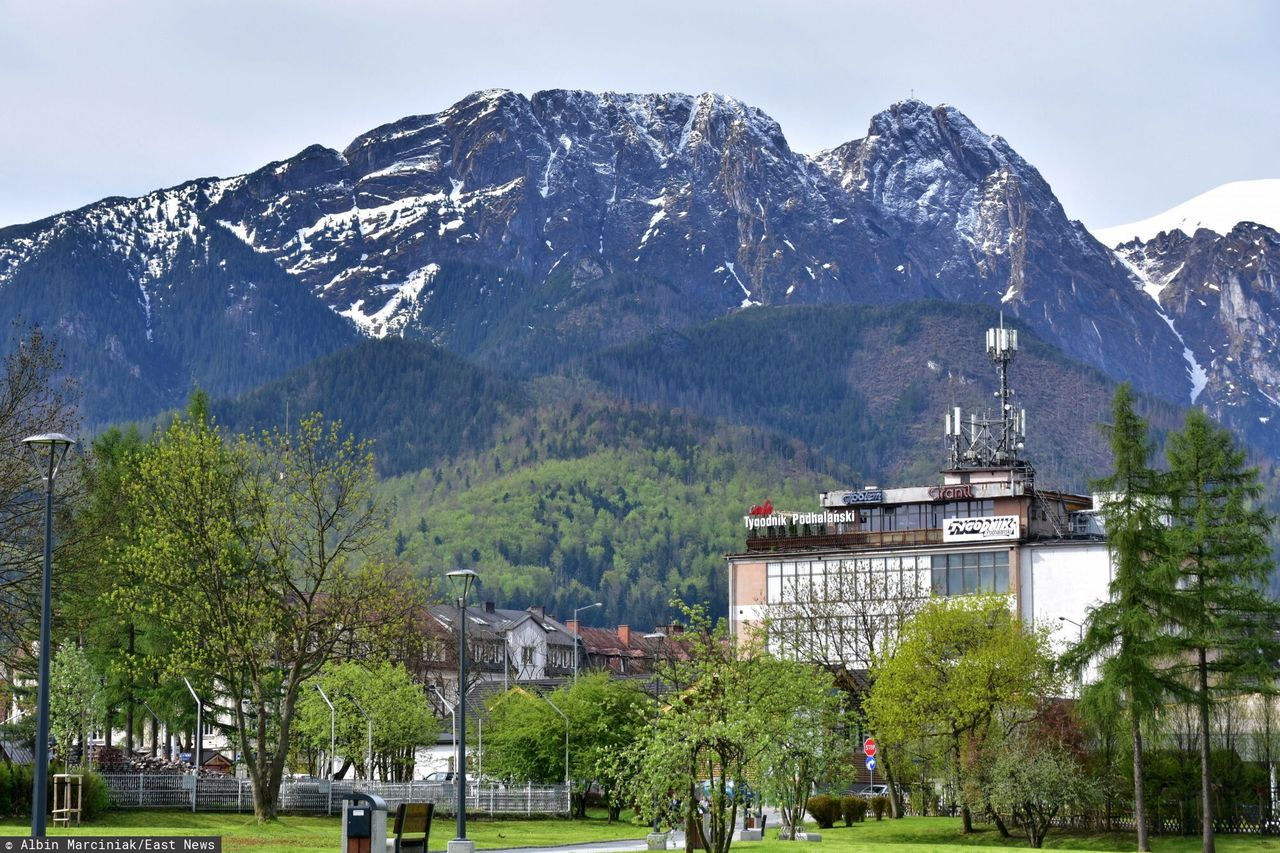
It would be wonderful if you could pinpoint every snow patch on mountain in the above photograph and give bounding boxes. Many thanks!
[1116,253,1207,402]
[339,263,439,338]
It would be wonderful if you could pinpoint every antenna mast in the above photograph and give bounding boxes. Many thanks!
[945,315,1028,469]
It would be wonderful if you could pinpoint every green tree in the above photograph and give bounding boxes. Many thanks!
[628,603,837,852]
[987,732,1094,848]
[114,409,415,821]
[864,595,1057,835]
[555,672,652,820]
[1162,409,1280,853]
[1062,384,1181,852]
[48,643,106,768]
[483,688,567,785]
[746,655,844,840]
[293,660,438,782]
[62,425,160,758]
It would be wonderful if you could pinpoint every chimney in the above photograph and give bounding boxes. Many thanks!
[618,625,630,646]
[566,619,578,634]
[484,601,496,613]
[529,605,545,620]
[666,622,684,635]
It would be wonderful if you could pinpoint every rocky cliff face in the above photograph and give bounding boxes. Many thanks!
[1113,221,1280,450]
[0,89,1262,442]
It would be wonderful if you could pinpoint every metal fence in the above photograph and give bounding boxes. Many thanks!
[99,774,570,816]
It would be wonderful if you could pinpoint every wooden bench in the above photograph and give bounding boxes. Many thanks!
[386,802,433,853]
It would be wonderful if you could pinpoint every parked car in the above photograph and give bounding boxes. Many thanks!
[422,771,457,782]
[845,783,889,798]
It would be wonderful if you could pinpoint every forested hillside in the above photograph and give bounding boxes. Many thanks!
[213,338,530,477]
[582,303,1191,492]
[381,400,843,629]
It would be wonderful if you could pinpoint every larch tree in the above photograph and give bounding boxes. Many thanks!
[1162,408,1280,853]
[1061,383,1182,853]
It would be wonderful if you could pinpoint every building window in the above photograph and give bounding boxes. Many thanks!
[522,646,534,665]
[942,500,994,519]
[929,551,1009,596]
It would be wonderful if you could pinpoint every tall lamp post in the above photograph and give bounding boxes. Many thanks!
[313,685,336,815]
[446,569,478,853]
[23,432,74,838]
[643,632,667,834]
[572,602,602,684]
[1058,616,1085,693]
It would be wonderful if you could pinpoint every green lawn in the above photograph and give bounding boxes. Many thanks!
[0,809,647,852]
[745,816,1280,853]
[3,811,1280,853]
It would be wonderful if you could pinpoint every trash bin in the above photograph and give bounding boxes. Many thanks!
[342,791,388,853]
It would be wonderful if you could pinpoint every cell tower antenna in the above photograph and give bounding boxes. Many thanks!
[944,316,1028,470]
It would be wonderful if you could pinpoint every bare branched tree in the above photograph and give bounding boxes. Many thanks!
[762,556,929,816]
[0,325,79,682]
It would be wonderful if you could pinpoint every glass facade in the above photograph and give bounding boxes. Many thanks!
[929,551,1010,595]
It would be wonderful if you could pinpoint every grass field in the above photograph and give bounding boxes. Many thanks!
[0,809,647,852]
[4,811,1280,853]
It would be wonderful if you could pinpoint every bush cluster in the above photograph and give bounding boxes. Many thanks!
[805,794,840,828]
[870,795,889,820]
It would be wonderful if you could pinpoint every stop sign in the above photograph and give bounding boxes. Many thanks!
[863,738,877,757]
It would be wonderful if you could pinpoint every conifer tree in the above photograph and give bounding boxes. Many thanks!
[1062,384,1179,852]
[1162,409,1280,853]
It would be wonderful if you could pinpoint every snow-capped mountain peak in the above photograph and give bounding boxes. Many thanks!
[1093,179,1280,247]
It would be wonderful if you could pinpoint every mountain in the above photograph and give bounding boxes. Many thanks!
[1111,220,1280,452]
[1,91,1202,432]
[1093,179,1280,246]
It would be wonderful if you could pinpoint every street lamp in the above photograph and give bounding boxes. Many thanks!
[1057,616,1084,641]
[446,569,478,853]
[313,686,336,815]
[429,683,457,772]
[181,677,203,813]
[643,632,666,834]
[23,432,73,838]
[572,602,602,684]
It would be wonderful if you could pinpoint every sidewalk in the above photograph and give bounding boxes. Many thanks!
[477,806,783,853]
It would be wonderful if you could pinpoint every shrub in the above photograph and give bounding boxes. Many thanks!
[806,794,840,828]
[870,795,889,820]
[839,795,855,826]
[840,795,868,824]
[0,763,34,818]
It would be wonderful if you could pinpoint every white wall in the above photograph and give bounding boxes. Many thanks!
[1021,541,1113,686]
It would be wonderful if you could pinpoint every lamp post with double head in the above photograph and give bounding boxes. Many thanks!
[446,569,478,853]
[22,433,74,838]
[572,602,602,684]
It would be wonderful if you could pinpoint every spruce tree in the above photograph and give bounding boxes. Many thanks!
[1062,384,1179,852]
[1163,409,1280,853]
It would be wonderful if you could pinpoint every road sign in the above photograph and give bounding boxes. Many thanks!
[866,756,877,772]
[863,738,877,757]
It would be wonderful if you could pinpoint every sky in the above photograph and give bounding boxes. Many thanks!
[1,0,1277,231]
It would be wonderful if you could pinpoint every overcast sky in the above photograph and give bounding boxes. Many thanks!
[2,0,1276,231]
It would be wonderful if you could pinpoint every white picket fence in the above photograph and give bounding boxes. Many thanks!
[99,774,570,816]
